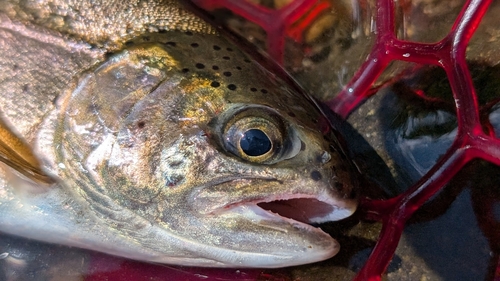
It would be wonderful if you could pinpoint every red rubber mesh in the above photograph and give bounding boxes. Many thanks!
[190,0,500,280]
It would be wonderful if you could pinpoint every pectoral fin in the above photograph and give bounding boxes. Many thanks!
[0,118,53,184]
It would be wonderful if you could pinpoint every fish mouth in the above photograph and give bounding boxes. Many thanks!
[193,176,356,235]
[189,177,356,267]
[257,197,338,224]
[199,177,357,228]
[224,193,355,227]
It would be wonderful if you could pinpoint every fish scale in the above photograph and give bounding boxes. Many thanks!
[128,32,281,107]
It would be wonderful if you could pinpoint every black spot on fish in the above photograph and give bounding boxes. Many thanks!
[261,89,268,94]
[165,41,176,47]
[137,121,146,129]
[223,56,230,60]
[168,160,183,167]
[236,66,242,70]
[213,45,221,50]
[288,111,296,117]
[181,68,190,73]
[195,63,205,69]
[227,84,237,91]
[250,88,258,92]
[223,71,232,77]
[125,41,134,47]
[142,36,151,41]
[190,43,199,48]
[226,47,233,52]
[185,31,193,36]
[244,59,251,63]
[212,65,219,70]
[311,171,322,181]
[334,182,344,191]
[87,103,100,113]
[166,174,184,187]
[211,81,220,88]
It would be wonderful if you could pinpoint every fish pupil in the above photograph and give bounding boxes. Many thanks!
[240,129,271,156]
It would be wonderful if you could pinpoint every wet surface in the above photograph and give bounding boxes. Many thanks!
[344,60,500,280]
[2,0,500,280]
[190,0,500,280]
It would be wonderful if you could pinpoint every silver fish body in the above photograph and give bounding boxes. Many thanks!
[0,1,358,268]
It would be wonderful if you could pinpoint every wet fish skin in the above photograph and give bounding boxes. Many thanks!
[0,0,214,141]
[0,1,358,268]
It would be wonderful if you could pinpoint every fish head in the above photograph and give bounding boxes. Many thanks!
[54,32,358,268]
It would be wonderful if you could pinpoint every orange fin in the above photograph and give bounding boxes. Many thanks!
[0,119,54,184]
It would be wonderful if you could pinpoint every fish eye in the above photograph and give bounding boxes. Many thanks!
[222,107,301,164]
[240,129,272,156]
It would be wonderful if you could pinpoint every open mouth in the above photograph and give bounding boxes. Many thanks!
[189,178,355,267]
[256,198,336,224]
[224,192,356,227]
[194,178,357,226]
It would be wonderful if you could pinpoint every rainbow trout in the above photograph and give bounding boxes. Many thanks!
[0,0,358,268]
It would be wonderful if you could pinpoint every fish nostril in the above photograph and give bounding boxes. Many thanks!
[319,151,331,164]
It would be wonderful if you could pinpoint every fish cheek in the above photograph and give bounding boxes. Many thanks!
[104,103,204,210]
[95,112,171,216]
[100,133,163,213]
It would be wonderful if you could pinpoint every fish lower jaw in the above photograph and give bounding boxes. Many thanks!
[222,204,340,266]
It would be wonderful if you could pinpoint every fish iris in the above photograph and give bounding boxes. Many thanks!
[240,129,272,156]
